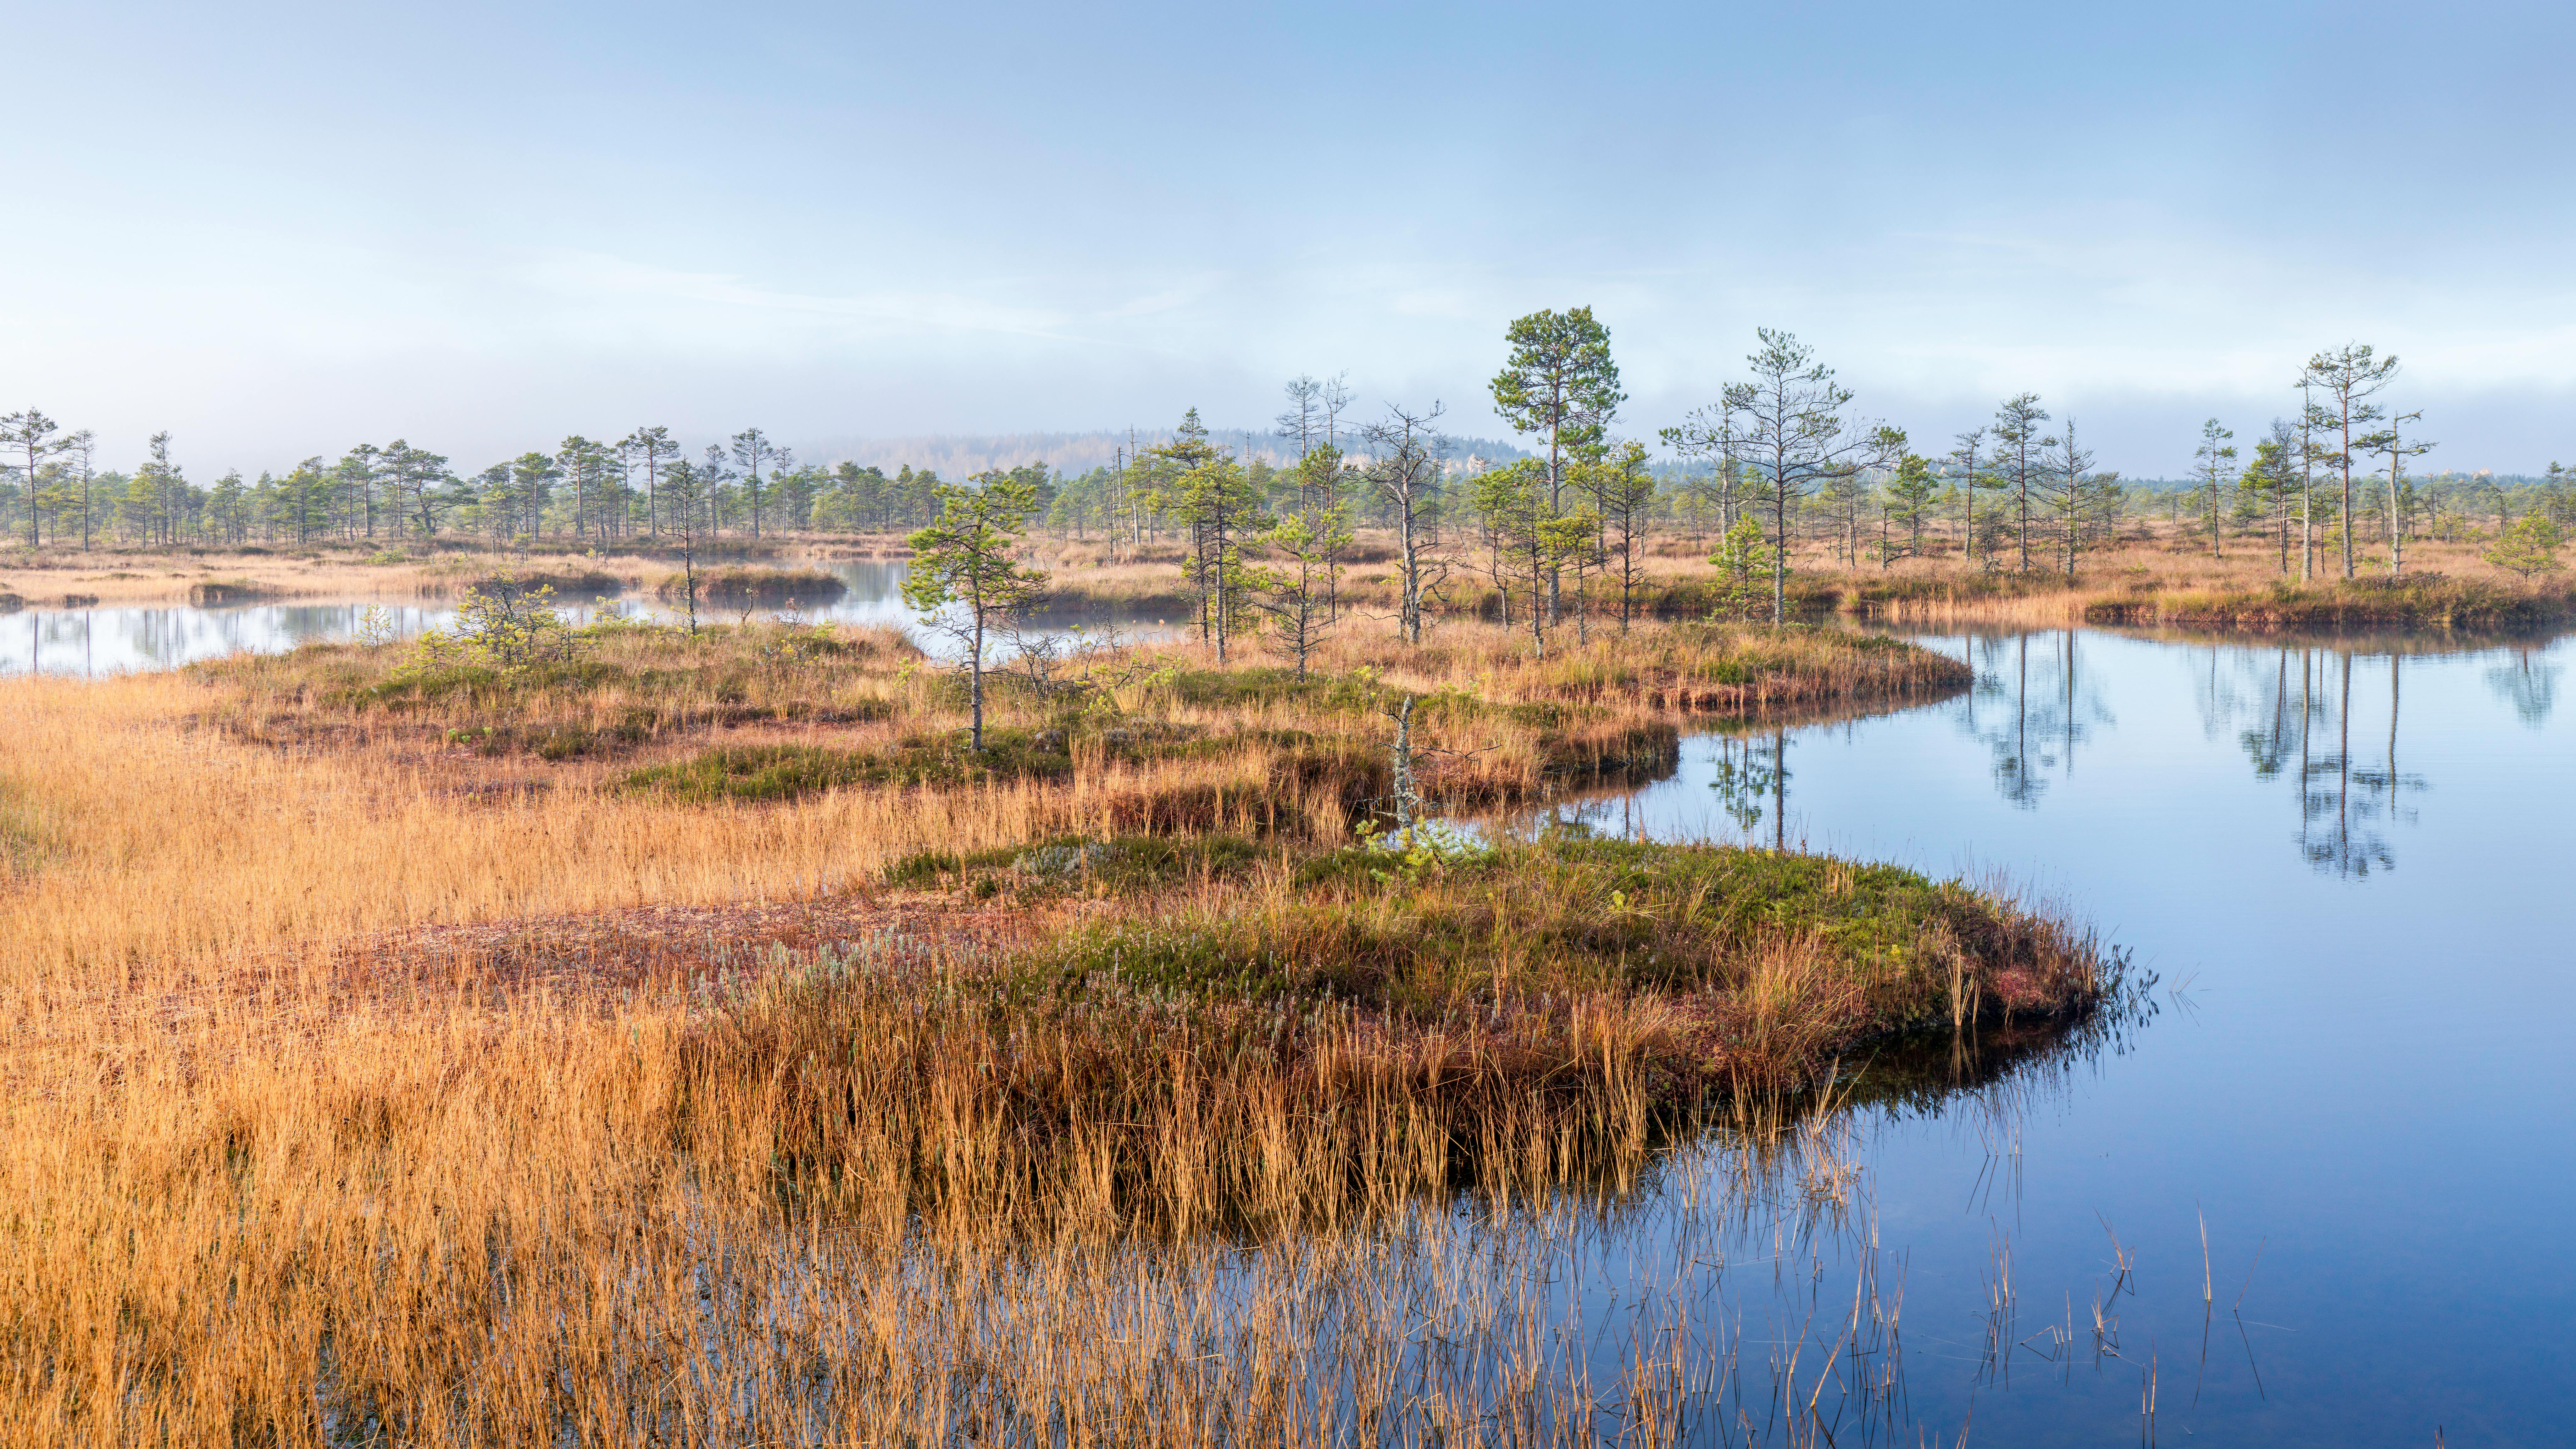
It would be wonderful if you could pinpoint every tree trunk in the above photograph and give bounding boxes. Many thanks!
[2340,415,2356,580]
[2387,456,2404,578]
[1771,472,1788,625]
[967,602,985,751]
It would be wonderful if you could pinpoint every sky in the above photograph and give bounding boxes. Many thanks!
[6,0,2572,479]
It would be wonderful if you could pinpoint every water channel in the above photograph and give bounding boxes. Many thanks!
[13,565,2568,1442]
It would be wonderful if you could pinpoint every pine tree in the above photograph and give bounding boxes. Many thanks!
[2301,344,2400,580]
[2191,419,2237,558]
[1470,459,1596,657]
[1576,440,1657,628]
[510,452,560,542]
[1702,330,1895,620]
[2045,422,2097,575]
[0,409,69,548]
[1490,308,1624,624]
[1706,518,1772,622]
[1948,427,1989,567]
[1145,410,1267,660]
[2484,512,2565,579]
[1252,503,1349,680]
[2358,411,2433,577]
[1359,404,1452,645]
[903,474,1050,750]
[1882,453,1939,563]
[1991,395,2053,571]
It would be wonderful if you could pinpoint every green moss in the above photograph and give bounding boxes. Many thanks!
[885,832,1268,894]
[622,735,1054,800]
[624,720,1304,803]
[1037,838,2040,1025]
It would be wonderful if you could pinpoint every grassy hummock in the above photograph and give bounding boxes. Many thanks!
[658,565,849,607]
[190,619,1950,827]
[1006,835,2109,1094]
[682,831,2123,1236]
[2100,573,2574,629]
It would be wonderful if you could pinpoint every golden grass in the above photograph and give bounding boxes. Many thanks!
[1030,521,2573,631]
[0,615,2093,1446]
[0,674,1042,996]
[0,546,666,607]
[178,617,1964,836]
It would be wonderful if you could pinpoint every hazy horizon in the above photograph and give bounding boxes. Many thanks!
[8,1,2570,480]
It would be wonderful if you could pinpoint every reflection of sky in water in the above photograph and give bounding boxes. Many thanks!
[0,560,1165,675]
[1535,626,2576,1443]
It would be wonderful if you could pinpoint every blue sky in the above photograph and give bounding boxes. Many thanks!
[7,1,2571,476]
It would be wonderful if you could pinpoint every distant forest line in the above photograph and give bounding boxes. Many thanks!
[0,324,2567,584]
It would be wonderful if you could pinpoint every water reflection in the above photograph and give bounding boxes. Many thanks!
[1963,630,2115,808]
[2485,647,2560,725]
[1539,626,2569,886]
[1494,625,2576,1441]
[0,561,926,678]
[1706,728,1785,843]
[0,560,1182,678]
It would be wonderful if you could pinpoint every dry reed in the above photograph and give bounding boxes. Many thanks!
[0,613,2109,1446]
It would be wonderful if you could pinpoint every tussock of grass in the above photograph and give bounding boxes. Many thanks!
[187,620,1954,836]
[440,567,629,598]
[184,577,276,604]
[624,734,1078,797]
[659,564,848,606]
[194,619,917,757]
[1029,837,2105,1091]
[2116,573,2574,628]
[884,831,1267,893]
[621,726,1390,827]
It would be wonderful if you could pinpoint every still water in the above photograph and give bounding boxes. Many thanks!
[10,565,2567,1440]
[0,561,927,676]
[1548,626,2576,1444]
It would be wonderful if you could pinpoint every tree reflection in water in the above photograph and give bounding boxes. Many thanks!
[1528,625,2555,886]
[2485,647,2561,726]
[1962,630,2115,810]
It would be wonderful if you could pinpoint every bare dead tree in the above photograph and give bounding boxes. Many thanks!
[1359,402,1455,645]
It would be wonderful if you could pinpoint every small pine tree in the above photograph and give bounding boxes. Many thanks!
[1252,505,1349,680]
[1880,454,1939,562]
[2484,513,2566,580]
[1707,518,1774,622]
[903,475,1050,750]
[1470,459,1596,657]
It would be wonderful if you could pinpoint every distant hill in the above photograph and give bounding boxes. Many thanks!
[799,429,1532,476]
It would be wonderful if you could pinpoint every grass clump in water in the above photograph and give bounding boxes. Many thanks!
[1023,836,2112,1092]
[661,565,849,607]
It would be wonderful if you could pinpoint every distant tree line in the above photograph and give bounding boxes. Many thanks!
[0,414,1059,551]
[7,336,2565,598]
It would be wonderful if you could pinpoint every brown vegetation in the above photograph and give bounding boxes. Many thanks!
[0,608,2107,1446]
[1032,520,2575,632]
